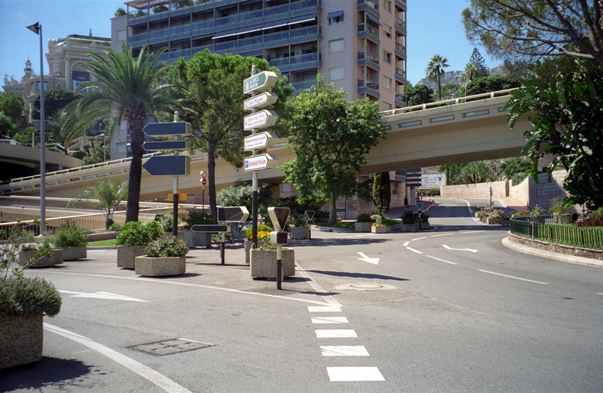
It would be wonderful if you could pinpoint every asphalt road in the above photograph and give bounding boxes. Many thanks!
[2,198,602,393]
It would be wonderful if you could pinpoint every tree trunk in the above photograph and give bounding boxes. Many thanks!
[208,140,218,224]
[329,192,337,224]
[126,118,145,222]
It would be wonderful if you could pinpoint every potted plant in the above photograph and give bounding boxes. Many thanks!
[183,209,214,248]
[54,221,88,261]
[401,211,418,232]
[18,238,61,268]
[530,204,546,224]
[549,199,572,224]
[244,224,273,264]
[116,221,163,269]
[485,208,507,225]
[135,236,189,277]
[290,217,310,239]
[371,215,391,233]
[250,242,295,279]
[354,213,372,232]
[1,225,62,369]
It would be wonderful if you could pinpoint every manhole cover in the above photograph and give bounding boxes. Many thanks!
[129,338,214,356]
[335,283,396,291]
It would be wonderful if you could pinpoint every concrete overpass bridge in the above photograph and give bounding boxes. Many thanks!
[0,89,530,202]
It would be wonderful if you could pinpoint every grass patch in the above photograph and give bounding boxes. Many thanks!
[87,239,118,248]
[316,222,355,229]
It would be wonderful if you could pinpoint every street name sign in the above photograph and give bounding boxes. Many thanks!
[143,155,190,176]
[143,140,188,151]
[244,110,278,131]
[244,92,278,111]
[244,132,279,151]
[244,153,277,172]
[143,122,191,137]
[243,71,277,94]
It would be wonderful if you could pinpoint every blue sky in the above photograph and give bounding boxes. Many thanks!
[0,0,498,87]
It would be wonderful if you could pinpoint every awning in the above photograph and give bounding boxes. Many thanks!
[212,24,262,40]
[262,19,289,30]
[212,29,238,40]
[327,10,344,19]
[288,15,316,25]
[366,13,380,25]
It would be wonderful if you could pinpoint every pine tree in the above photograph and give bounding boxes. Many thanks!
[469,48,489,77]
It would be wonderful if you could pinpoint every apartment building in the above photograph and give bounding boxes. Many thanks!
[112,0,407,111]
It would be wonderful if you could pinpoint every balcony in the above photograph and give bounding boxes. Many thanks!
[394,0,406,10]
[358,0,380,17]
[269,52,320,72]
[395,93,407,106]
[357,51,380,71]
[358,79,380,98]
[395,17,406,33]
[395,67,406,83]
[358,23,380,44]
[395,42,406,59]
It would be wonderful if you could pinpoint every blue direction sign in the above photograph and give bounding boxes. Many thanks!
[143,155,190,176]
[143,140,188,152]
[143,122,191,137]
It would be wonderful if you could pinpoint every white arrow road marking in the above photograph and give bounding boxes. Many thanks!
[442,244,479,253]
[59,290,148,302]
[357,252,379,265]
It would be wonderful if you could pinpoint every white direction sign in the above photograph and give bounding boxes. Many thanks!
[244,92,278,111]
[244,110,278,131]
[243,71,277,94]
[244,132,276,151]
[244,153,277,172]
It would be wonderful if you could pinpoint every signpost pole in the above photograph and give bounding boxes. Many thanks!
[250,65,259,248]
[173,112,179,237]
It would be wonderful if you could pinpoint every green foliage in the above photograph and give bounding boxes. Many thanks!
[71,179,127,229]
[548,198,570,215]
[145,237,189,258]
[54,221,88,248]
[281,76,386,223]
[465,75,520,96]
[372,172,391,215]
[406,83,434,106]
[401,210,418,224]
[31,89,77,120]
[275,196,326,216]
[183,209,213,229]
[217,182,275,224]
[501,157,531,184]
[468,48,489,78]
[507,57,603,209]
[440,161,500,185]
[356,213,372,223]
[293,218,306,227]
[576,216,603,227]
[422,188,440,196]
[245,224,273,241]
[116,221,163,246]
[0,92,24,126]
[426,55,449,100]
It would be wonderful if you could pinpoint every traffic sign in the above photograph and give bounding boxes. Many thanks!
[244,110,278,131]
[244,92,278,111]
[244,132,279,151]
[143,122,191,137]
[244,153,277,172]
[143,140,188,151]
[200,170,207,179]
[201,178,207,185]
[243,71,277,94]
[218,206,250,222]
[143,155,190,176]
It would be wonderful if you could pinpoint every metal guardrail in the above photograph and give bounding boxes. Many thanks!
[510,216,603,250]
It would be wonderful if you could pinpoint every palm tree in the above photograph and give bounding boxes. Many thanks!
[461,63,478,96]
[426,55,449,100]
[75,43,170,222]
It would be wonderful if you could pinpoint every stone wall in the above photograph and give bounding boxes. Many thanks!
[440,180,508,199]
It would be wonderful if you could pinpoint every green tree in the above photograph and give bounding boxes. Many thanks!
[0,112,15,136]
[167,50,293,221]
[69,179,127,229]
[46,108,83,152]
[507,57,603,209]
[465,74,520,96]
[468,48,489,78]
[372,171,391,215]
[426,55,449,100]
[31,89,76,120]
[406,83,434,106]
[463,0,603,67]
[75,43,171,222]
[501,157,532,184]
[0,93,24,127]
[281,76,386,224]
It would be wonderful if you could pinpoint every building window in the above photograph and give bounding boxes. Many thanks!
[329,67,344,81]
[328,10,344,25]
[329,39,344,53]
[384,50,392,64]
[383,76,392,90]
[384,24,392,38]
[72,70,90,90]
[385,0,392,12]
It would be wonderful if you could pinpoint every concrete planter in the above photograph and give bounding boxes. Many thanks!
[371,225,391,233]
[250,248,295,279]
[244,239,269,264]
[18,250,58,267]
[135,256,186,277]
[290,226,310,239]
[0,314,43,369]
[62,246,87,261]
[184,230,212,248]
[354,222,372,232]
[117,245,147,269]
[402,223,418,232]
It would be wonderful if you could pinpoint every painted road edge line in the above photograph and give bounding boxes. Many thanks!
[426,255,458,265]
[478,269,548,285]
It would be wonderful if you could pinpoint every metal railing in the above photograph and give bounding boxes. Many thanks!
[510,216,603,250]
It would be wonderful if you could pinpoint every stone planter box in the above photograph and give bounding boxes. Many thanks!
[371,225,391,233]
[244,239,269,265]
[553,213,573,224]
[354,222,372,232]
[18,250,60,267]
[290,226,310,239]
[402,223,418,232]
[117,245,147,269]
[184,230,212,248]
[135,256,186,277]
[250,248,295,279]
[62,246,87,261]
[0,314,43,369]
[52,249,63,265]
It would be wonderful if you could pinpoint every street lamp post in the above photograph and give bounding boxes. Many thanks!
[27,22,46,236]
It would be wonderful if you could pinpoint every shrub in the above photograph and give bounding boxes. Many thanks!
[293,217,306,227]
[145,237,188,258]
[0,276,62,317]
[576,215,603,227]
[183,209,213,229]
[356,213,372,223]
[54,221,88,248]
[116,221,163,246]
[246,224,273,241]
[401,211,418,224]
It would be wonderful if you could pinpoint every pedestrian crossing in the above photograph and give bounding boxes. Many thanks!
[308,305,385,382]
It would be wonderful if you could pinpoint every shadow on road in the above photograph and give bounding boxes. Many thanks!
[0,357,95,391]
[308,269,408,282]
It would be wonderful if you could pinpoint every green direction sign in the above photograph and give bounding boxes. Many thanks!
[243,71,277,95]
